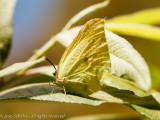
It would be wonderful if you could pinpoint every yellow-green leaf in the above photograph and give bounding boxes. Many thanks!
[106,7,160,25]
[106,23,160,42]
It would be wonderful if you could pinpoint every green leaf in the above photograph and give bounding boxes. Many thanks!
[106,7,160,25]
[0,57,45,78]
[106,23,160,42]
[0,0,17,66]
[1,82,160,120]
[130,104,160,120]
[0,82,159,110]
[0,83,105,106]
[63,0,110,31]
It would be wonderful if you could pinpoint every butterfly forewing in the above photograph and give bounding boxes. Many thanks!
[57,18,110,93]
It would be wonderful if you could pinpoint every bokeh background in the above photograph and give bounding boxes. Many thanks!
[1,0,160,119]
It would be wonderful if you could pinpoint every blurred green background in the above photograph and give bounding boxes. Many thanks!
[1,0,160,119]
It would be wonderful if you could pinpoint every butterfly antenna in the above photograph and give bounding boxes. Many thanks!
[46,58,57,72]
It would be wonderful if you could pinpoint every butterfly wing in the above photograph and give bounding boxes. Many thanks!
[57,18,110,95]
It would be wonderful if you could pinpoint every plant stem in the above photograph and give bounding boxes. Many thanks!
[62,0,110,31]
[28,36,59,61]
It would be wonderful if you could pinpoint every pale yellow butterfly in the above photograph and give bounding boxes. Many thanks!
[55,18,110,96]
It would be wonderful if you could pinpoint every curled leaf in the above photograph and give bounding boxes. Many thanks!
[105,29,151,91]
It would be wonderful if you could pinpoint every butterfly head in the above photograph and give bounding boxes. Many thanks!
[46,58,65,82]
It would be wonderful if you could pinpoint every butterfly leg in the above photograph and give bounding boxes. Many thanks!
[63,86,67,97]
[49,81,55,94]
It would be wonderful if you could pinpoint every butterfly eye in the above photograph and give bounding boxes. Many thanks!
[53,72,57,76]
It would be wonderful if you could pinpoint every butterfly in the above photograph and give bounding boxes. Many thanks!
[52,18,110,96]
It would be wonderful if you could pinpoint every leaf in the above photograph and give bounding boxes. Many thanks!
[89,88,160,110]
[62,0,110,31]
[152,92,160,104]
[105,29,151,91]
[0,0,17,66]
[106,23,160,42]
[0,83,53,100]
[106,7,160,25]
[1,82,160,120]
[0,83,105,106]
[25,65,56,77]
[31,93,105,106]
[130,104,160,120]
[56,26,81,47]
[0,57,45,78]
[0,82,159,109]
